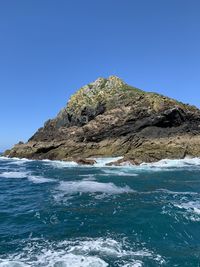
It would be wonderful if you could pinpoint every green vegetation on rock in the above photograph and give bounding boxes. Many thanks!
[5,75,200,163]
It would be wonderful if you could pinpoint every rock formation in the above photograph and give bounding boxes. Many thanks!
[4,76,200,163]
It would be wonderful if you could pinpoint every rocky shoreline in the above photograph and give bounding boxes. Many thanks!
[4,76,200,164]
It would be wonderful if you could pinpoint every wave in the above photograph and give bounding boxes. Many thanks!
[27,175,56,184]
[42,159,78,168]
[140,157,200,169]
[0,261,29,267]
[42,157,124,168]
[102,169,138,176]
[0,237,165,267]
[154,189,198,196]
[0,170,56,184]
[92,157,123,167]
[2,156,200,171]
[0,257,107,267]
[80,174,97,181]
[57,180,134,195]
[173,200,200,221]
[0,171,29,179]
[0,156,33,165]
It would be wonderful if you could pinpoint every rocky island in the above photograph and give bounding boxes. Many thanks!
[4,76,200,165]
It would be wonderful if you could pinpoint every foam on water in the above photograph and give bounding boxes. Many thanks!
[57,180,134,195]
[1,156,200,171]
[0,261,29,267]
[2,156,198,265]
[0,256,107,267]
[80,174,97,181]
[174,201,200,215]
[0,157,33,165]
[102,169,138,176]
[140,157,200,169]
[0,171,29,179]
[42,157,124,168]
[0,237,165,267]
[27,175,56,184]
[155,189,198,196]
[42,159,78,168]
[122,262,143,267]
[159,188,200,222]
[0,170,56,184]
[92,157,123,167]
[173,200,200,221]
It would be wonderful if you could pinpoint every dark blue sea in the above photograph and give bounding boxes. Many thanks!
[0,156,200,267]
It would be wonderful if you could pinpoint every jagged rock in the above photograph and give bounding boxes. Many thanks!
[74,158,97,165]
[5,76,200,162]
[106,158,143,166]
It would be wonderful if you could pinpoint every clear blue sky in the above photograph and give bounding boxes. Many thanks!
[0,0,200,151]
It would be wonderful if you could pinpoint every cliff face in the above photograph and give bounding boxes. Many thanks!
[5,76,200,163]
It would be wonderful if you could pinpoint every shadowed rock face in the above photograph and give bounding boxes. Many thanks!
[5,76,200,163]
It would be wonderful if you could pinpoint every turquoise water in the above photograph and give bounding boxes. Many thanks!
[0,157,200,266]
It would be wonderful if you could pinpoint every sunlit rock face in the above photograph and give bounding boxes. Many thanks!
[5,76,200,163]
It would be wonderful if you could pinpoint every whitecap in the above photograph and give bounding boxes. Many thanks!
[0,170,56,184]
[162,198,200,222]
[0,255,107,267]
[80,174,96,181]
[155,189,198,196]
[27,175,56,184]
[0,156,10,160]
[0,261,29,267]
[2,237,164,267]
[174,201,200,217]
[102,169,138,177]
[140,157,200,169]
[92,157,123,167]
[57,180,134,195]
[0,157,33,165]
[122,262,143,267]
[0,171,28,179]
[42,159,78,168]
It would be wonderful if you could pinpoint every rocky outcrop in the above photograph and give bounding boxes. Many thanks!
[5,76,200,163]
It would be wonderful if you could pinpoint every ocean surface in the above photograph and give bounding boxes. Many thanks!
[0,156,200,267]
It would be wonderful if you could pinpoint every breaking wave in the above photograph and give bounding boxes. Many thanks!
[0,237,165,267]
[140,157,200,169]
[0,170,56,184]
[57,180,134,195]
[1,156,200,171]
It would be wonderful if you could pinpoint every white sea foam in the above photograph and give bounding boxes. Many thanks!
[80,174,97,181]
[2,156,200,170]
[0,256,107,267]
[47,156,200,171]
[0,170,56,184]
[27,175,56,184]
[0,237,165,267]
[0,156,10,160]
[0,261,29,267]
[0,157,33,165]
[155,189,198,196]
[92,157,124,167]
[57,180,134,195]
[140,157,200,169]
[43,157,124,168]
[173,200,200,221]
[122,262,143,267]
[42,159,78,168]
[102,169,138,176]
[161,195,200,222]
[0,171,29,179]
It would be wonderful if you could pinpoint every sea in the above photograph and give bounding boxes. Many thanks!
[0,156,200,267]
